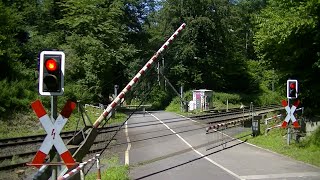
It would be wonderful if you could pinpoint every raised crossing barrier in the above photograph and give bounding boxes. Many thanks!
[58,154,100,180]
[264,114,282,125]
[93,23,186,128]
[54,23,187,180]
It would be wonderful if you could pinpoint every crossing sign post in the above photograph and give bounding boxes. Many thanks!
[281,99,300,128]
[282,79,300,145]
[28,100,76,169]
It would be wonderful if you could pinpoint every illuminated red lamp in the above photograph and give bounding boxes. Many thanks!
[45,59,58,71]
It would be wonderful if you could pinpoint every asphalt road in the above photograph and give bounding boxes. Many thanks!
[125,111,320,180]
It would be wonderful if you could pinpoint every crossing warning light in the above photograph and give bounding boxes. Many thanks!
[39,51,65,96]
[287,79,298,99]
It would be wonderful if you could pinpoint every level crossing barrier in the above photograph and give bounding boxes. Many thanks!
[58,154,101,180]
[54,23,187,180]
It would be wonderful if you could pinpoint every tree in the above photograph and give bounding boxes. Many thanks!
[57,0,139,101]
[146,0,255,93]
[254,0,320,110]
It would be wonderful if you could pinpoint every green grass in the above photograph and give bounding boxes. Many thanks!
[86,155,129,180]
[165,91,243,115]
[0,105,127,139]
[236,122,320,167]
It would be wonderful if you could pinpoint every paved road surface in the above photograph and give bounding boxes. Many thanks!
[124,111,320,180]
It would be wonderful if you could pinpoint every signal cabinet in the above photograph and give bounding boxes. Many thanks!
[189,89,213,111]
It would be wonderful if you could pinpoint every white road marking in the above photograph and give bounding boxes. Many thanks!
[240,172,320,179]
[149,112,242,180]
[178,114,320,179]
[125,121,131,165]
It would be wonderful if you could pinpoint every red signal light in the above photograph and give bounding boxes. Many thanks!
[289,82,296,89]
[45,59,57,71]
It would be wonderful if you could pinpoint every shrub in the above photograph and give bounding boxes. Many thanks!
[0,79,37,118]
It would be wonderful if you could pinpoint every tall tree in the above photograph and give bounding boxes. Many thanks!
[57,0,142,102]
[254,0,320,110]
[146,0,255,93]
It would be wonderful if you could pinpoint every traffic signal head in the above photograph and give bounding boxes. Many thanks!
[39,51,65,96]
[287,79,298,99]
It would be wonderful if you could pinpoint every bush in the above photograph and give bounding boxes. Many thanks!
[305,126,320,147]
[213,92,241,104]
[147,87,172,110]
[165,90,192,112]
[0,79,37,118]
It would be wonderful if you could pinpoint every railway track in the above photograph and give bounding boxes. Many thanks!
[190,104,281,120]
[0,105,283,171]
[0,125,120,171]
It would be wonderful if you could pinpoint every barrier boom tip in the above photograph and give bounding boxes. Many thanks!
[93,23,187,128]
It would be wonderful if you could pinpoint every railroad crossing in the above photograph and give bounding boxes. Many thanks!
[126,111,320,180]
[3,21,316,180]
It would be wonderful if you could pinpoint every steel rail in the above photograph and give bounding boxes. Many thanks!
[0,105,283,171]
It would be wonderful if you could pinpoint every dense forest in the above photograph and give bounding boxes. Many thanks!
[0,0,319,118]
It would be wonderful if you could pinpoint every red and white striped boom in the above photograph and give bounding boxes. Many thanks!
[93,23,186,128]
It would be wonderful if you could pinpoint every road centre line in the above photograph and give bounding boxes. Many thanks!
[148,112,242,180]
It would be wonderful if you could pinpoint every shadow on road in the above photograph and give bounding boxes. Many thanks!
[134,135,249,180]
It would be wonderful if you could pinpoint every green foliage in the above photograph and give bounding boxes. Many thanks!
[165,96,183,113]
[0,79,37,116]
[237,124,320,167]
[147,86,172,109]
[253,0,320,112]
[166,89,281,113]
[1,0,320,121]
[86,155,129,180]
[213,92,241,104]
[165,90,192,113]
[304,126,320,148]
[146,0,257,93]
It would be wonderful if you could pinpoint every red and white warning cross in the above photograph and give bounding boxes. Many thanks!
[30,100,76,169]
[281,100,300,128]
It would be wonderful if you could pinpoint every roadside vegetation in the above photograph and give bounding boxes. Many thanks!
[165,90,282,115]
[166,91,320,167]
[86,155,129,180]
[1,0,320,178]
[1,0,320,124]
[237,120,320,167]
[0,105,127,139]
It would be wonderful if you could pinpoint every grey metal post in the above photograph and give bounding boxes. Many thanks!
[250,102,254,135]
[113,85,118,118]
[180,86,183,112]
[114,85,118,99]
[287,99,291,145]
[51,96,58,180]
[157,61,160,86]
[162,58,166,90]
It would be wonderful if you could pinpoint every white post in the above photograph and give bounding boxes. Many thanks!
[80,163,85,180]
[97,154,101,180]
[226,99,229,112]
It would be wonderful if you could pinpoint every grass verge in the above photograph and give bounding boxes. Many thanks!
[85,155,129,180]
[0,105,127,139]
[236,122,320,167]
